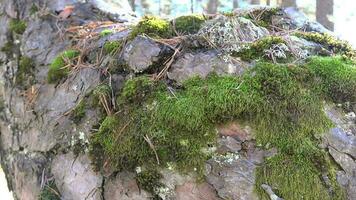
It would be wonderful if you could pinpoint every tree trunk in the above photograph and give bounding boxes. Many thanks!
[250,0,260,5]
[316,0,334,30]
[281,0,297,7]
[207,0,219,14]
[129,0,135,11]
[233,0,239,8]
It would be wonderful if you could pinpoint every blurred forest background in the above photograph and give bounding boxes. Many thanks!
[125,0,356,47]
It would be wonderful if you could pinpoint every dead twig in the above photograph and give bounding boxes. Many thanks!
[143,134,160,165]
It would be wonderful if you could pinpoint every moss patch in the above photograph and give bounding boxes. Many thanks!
[47,50,79,84]
[130,16,172,39]
[295,32,355,57]
[39,180,61,200]
[103,41,122,55]
[90,56,354,199]
[172,15,205,35]
[15,56,35,87]
[232,36,288,61]
[9,19,27,34]
[100,29,113,37]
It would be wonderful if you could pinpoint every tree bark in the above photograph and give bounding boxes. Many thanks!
[281,0,297,7]
[233,0,239,8]
[316,0,334,30]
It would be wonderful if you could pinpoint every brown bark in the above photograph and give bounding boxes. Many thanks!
[207,0,219,14]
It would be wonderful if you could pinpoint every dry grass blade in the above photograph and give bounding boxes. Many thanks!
[143,134,160,165]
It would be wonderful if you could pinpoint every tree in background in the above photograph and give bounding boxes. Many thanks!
[207,0,219,14]
[233,0,239,8]
[251,0,260,5]
[129,0,136,11]
[316,0,334,30]
[281,0,297,7]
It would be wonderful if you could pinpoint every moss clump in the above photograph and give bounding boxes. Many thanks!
[295,32,355,57]
[100,29,113,37]
[70,100,86,124]
[9,19,27,34]
[90,56,353,199]
[233,36,287,61]
[305,56,356,103]
[39,181,61,200]
[47,50,79,84]
[255,153,345,200]
[15,56,35,87]
[103,41,122,55]
[130,16,172,39]
[246,7,281,27]
[136,168,163,200]
[172,15,205,35]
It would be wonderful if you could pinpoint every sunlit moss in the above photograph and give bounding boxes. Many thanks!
[47,50,79,84]
[103,41,122,55]
[100,29,113,37]
[130,16,172,39]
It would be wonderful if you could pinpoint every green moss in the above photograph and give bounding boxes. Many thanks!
[70,100,86,124]
[16,56,35,87]
[103,41,122,55]
[304,56,356,103]
[9,19,27,34]
[130,16,172,39]
[136,168,163,200]
[232,36,288,61]
[39,180,61,200]
[100,29,113,37]
[295,32,355,57]
[246,7,281,28]
[173,15,205,35]
[90,56,353,199]
[47,50,79,84]
[255,153,345,200]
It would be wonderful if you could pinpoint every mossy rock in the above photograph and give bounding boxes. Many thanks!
[1,41,14,55]
[232,36,288,61]
[130,16,173,39]
[172,14,205,35]
[9,19,27,34]
[47,50,80,84]
[100,29,113,37]
[295,31,355,57]
[89,56,354,199]
[136,168,163,200]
